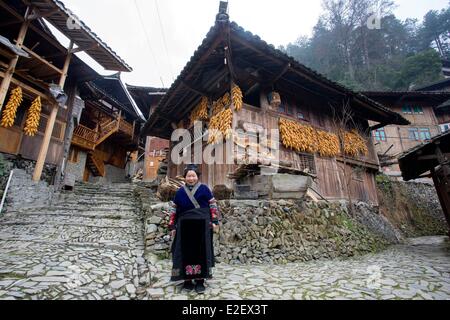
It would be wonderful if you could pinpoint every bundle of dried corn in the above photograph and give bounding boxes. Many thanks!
[208,108,233,145]
[221,92,231,108]
[1,87,23,128]
[189,96,209,123]
[343,129,369,157]
[316,130,340,157]
[23,96,42,136]
[231,84,243,111]
[279,118,318,154]
[212,99,225,115]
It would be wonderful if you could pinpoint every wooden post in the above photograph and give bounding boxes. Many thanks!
[0,7,30,111]
[32,41,74,182]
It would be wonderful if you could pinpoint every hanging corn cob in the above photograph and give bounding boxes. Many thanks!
[221,92,231,108]
[1,87,23,128]
[23,96,42,136]
[231,83,243,111]
[211,99,225,115]
[343,129,369,157]
[208,108,233,145]
[316,130,340,157]
[189,96,209,124]
[279,118,318,154]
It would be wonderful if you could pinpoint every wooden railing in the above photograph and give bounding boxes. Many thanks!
[72,117,135,150]
[96,119,119,146]
[118,117,133,137]
[72,125,99,150]
[74,125,99,142]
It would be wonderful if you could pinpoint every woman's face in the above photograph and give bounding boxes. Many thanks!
[185,170,199,185]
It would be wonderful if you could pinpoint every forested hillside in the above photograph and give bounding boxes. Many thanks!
[281,0,450,91]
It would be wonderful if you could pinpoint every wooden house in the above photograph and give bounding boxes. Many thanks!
[127,85,169,181]
[364,91,450,176]
[66,74,147,184]
[142,12,408,205]
[0,0,134,185]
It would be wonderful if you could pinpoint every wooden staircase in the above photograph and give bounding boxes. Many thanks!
[96,119,120,146]
[72,116,133,151]
[86,151,105,177]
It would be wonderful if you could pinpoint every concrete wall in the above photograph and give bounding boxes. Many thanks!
[89,164,127,184]
[65,151,87,182]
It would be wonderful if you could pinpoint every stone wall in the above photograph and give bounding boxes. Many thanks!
[4,169,55,212]
[376,175,448,237]
[0,152,57,185]
[139,195,400,265]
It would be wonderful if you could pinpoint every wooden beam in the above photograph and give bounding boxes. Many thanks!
[267,63,290,87]
[33,41,73,182]
[21,45,63,75]
[0,70,51,101]
[182,81,208,97]
[26,9,60,21]
[0,7,30,111]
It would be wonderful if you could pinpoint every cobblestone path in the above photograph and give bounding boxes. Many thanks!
[148,236,450,300]
[0,180,448,300]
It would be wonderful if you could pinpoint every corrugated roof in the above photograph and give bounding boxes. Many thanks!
[26,0,132,72]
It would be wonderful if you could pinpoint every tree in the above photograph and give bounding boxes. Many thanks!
[282,1,447,91]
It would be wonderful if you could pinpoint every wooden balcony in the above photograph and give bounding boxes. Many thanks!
[72,116,135,151]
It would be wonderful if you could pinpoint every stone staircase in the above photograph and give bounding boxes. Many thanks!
[0,179,151,300]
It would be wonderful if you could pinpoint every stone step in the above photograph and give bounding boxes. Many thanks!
[49,201,136,210]
[0,214,139,228]
[5,208,138,219]
[0,224,142,247]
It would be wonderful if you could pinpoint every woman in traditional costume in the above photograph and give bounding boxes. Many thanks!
[168,165,220,294]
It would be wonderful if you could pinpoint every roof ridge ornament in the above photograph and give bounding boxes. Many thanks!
[216,1,229,23]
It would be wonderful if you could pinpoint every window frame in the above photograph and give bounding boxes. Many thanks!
[374,128,387,142]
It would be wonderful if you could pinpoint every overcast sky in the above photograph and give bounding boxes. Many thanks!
[56,0,449,88]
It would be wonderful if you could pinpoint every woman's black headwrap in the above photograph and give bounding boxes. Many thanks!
[183,164,201,178]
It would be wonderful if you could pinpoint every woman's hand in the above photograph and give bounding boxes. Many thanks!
[171,230,176,239]
[212,224,220,234]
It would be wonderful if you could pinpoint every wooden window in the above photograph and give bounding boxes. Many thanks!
[297,152,316,175]
[374,128,386,141]
[419,128,431,141]
[440,123,450,133]
[297,111,305,120]
[402,105,412,114]
[408,128,419,141]
[413,106,424,114]
[408,128,431,141]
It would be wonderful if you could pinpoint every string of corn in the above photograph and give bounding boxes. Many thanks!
[279,118,318,154]
[189,96,209,124]
[212,99,225,115]
[208,108,233,145]
[279,118,367,158]
[231,84,243,111]
[343,129,369,157]
[23,96,42,136]
[1,87,23,128]
[316,130,340,157]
